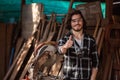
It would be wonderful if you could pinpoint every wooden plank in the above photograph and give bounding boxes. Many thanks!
[97,28,105,55]
[113,64,120,71]
[96,27,103,45]
[46,14,56,41]
[40,14,54,42]
[3,43,26,80]
[102,51,113,80]
[93,15,101,38]
[56,21,64,41]
[6,24,15,71]
[19,53,34,79]
[49,54,63,76]
[40,19,47,40]
[47,22,56,41]
[76,1,102,26]
[22,3,43,39]
[13,37,24,60]
[105,0,113,23]
[0,23,6,80]
[9,36,34,80]
[60,0,74,39]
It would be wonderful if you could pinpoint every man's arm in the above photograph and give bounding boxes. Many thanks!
[90,38,99,80]
[90,68,98,80]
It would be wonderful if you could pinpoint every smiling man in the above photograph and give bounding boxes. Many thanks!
[58,9,99,80]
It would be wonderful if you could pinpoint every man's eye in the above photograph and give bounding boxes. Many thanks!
[72,20,76,22]
[71,18,82,22]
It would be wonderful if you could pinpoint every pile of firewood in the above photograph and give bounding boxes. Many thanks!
[3,0,74,79]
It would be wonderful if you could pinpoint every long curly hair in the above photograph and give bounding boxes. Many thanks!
[66,9,87,32]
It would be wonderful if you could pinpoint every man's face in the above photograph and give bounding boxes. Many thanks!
[71,14,83,32]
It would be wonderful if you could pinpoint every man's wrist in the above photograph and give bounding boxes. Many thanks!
[60,45,68,54]
[62,45,67,49]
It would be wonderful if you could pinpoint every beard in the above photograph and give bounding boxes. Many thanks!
[72,24,83,32]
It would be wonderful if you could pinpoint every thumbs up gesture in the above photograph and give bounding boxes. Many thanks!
[63,35,73,49]
[60,35,73,54]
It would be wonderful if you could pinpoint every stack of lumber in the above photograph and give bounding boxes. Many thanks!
[3,0,74,79]
[96,23,120,80]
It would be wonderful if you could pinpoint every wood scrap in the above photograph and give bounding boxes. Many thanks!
[19,52,34,79]
[47,22,57,42]
[96,27,105,55]
[0,23,6,79]
[13,37,25,60]
[30,41,63,80]
[4,43,26,80]
[96,27,103,45]
[40,13,54,42]
[9,36,34,80]
[93,14,101,38]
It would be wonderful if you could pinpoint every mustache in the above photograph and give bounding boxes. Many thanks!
[74,24,81,26]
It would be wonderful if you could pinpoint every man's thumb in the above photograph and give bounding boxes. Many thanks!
[69,35,73,40]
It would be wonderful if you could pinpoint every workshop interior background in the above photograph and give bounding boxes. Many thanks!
[0,0,120,80]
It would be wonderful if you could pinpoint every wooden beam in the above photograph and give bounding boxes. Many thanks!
[105,0,113,23]
[0,23,6,80]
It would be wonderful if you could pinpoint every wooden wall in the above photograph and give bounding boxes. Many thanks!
[0,23,15,79]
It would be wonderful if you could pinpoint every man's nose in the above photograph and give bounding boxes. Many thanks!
[75,20,79,24]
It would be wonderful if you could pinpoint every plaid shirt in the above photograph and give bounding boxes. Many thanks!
[58,31,99,80]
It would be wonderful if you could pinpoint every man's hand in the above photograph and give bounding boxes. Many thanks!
[63,35,73,49]
[90,68,98,80]
[60,35,73,54]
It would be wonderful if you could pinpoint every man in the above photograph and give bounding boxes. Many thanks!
[58,9,99,80]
